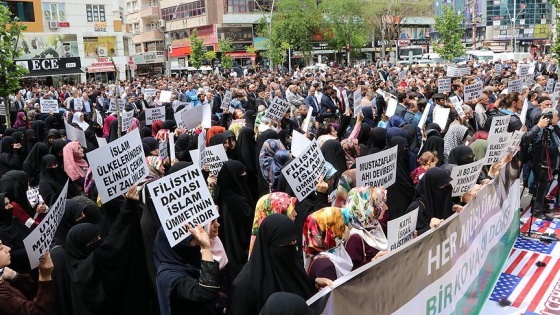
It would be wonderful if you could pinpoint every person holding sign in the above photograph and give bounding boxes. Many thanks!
[63,142,90,192]
[0,247,55,315]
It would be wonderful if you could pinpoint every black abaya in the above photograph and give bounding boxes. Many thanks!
[386,137,416,220]
[0,192,31,273]
[23,142,49,187]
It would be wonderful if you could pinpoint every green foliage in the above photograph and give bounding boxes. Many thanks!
[245,45,257,55]
[0,5,28,127]
[218,38,234,69]
[433,5,465,61]
[551,0,560,56]
[320,0,367,57]
[203,50,216,63]
[188,29,205,68]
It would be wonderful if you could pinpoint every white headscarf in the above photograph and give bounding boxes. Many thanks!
[72,112,89,131]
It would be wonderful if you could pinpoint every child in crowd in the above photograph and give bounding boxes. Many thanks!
[410,151,438,185]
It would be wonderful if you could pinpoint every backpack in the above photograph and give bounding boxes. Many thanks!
[482,107,507,132]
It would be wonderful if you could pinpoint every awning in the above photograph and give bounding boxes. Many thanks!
[226,52,254,58]
[22,68,85,78]
[87,66,116,73]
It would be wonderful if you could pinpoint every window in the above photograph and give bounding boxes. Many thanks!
[148,0,158,7]
[145,20,157,31]
[3,1,35,22]
[127,1,138,13]
[135,44,143,54]
[146,41,163,51]
[86,4,106,23]
[132,22,140,34]
[161,1,206,21]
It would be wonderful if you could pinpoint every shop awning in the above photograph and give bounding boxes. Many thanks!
[87,66,116,73]
[22,68,85,78]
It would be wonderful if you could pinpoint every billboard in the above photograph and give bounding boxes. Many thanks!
[17,34,79,60]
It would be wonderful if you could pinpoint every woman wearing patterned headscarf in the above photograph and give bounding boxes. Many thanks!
[443,125,468,164]
[333,169,356,208]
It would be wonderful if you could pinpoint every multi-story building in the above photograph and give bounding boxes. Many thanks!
[6,0,131,84]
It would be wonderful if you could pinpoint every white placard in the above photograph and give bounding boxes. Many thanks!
[197,130,206,170]
[438,78,451,94]
[553,82,560,104]
[342,90,350,112]
[377,89,387,100]
[96,137,107,147]
[385,98,398,117]
[495,63,503,72]
[95,109,103,126]
[145,107,166,125]
[121,110,134,132]
[23,181,68,269]
[108,99,123,112]
[73,98,83,111]
[160,90,172,103]
[40,99,58,113]
[176,104,211,130]
[264,97,291,121]
[302,108,313,134]
[417,107,430,130]
[449,160,483,197]
[446,66,460,77]
[147,164,218,247]
[483,116,512,165]
[520,99,529,126]
[460,67,471,76]
[221,90,233,110]
[356,145,398,188]
[353,88,362,118]
[546,79,555,94]
[518,63,530,76]
[387,208,418,251]
[449,96,465,119]
[144,88,156,98]
[488,115,511,136]
[505,130,525,154]
[508,78,522,92]
[169,131,176,161]
[26,186,44,208]
[159,139,168,161]
[0,104,5,116]
[281,140,327,201]
[189,144,228,176]
[63,121,87,148]
[87,129,149,203]
[432,107,450,131]
[291,131,311,158]
[463,82,482,103]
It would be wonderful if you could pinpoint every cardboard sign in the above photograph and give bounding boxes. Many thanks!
[189,144,228,176]
[144,88,156,98]
[463,82,482,103]
[176,104,211,130]
[508,78,522,93]
[291,130,311,158]
[40,99,58,113]
[353,88,362,118]
[160,90,172,103]
[385,97,398,117]
[450,160,484,197]
[438,78,451,94]
[546,79,555,94]
[145,107,166,125]
[417,107,430,130]
[158,139,168,161]
[87,129,149,203]
[63,121,87,148]
[96,137,107,147]
[220,90,233,110]
[108,98,123,112]
[432,107,450,131]
[446,67,460,77]
[264,97,291,121]
[356,145,398,188]
[23,181,68,269]
[387,209,418,251]
[281,140,327,201]
[197,130,206,170]
[73,98,83,111]
[147,164,218,247]
[169,131,176,161]
[121,110,134,132]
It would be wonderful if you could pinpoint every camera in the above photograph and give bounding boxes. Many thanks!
[544,111,554,120]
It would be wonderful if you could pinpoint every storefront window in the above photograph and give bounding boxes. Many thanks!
[5,1,35,22]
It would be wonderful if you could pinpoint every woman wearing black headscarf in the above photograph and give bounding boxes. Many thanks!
[44,115,60,131]
[65,188,148,315]
[366,127,387,155]
[21,129,38,158]
[209,130,239,160]
[419,123,445,167]
[153,226,222,315]
[108,119,123,143]
[0,171,46,229]
[39,154,79,207]
[386,137,415,220]
[32,120,49,142]
[406,167,453,235]
[228,214,315,315]
[0,136,23,177]
[321,139,347,189]
[174,134,196,162]
[238,111,258,200]
[217,160,254,282]
[49,139,67,174]
[259,292,314,315]
[23,142,49,187]
[357,123,372,145]
[0,192,31,273]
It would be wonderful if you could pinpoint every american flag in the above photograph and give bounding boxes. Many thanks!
[489,246,560,313]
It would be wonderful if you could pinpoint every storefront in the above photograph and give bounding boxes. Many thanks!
[86,57,117,83]
[132,52,165,76]
[16,57,84,86]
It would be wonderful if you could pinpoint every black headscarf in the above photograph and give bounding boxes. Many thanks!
[386,136,415,220]
[162,120,177,132]
[419,136,445,167]
[22,129,38,157]
[0,136,15,155]
[44,115,60,130]
[230,214,315,314]
[357,123,372,145]
[4,128,14,137]
[321,139,347,190]
[32,120,49,142]
[366,127,387,155]
[53,200,87,248]
[425,123,442,139]
[415,167,453,220]
[259,292,315,315]
[108,119,122,143]
[447,145,475,166]
[0,170,34,217]
[403,124,420,154]
[244,110,257,130]
[11,131,23,145]
[0,192,31,272]
[210,130,238,160]
[174,134,195,162]
[39,154,73,206]
[167,161,193,175]
[23,142,49,187]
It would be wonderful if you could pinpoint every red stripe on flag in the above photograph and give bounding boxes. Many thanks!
[513,255,552,307]
[538,221,552,233]
[506,249,525,274]
[518,253,541,277]
[527,257,560,311]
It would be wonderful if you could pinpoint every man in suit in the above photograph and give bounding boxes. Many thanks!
[320,86,338,121]
[305,86,320,117]
[212,86,225,115]
[246,84,258,112]
[135,93,150,111]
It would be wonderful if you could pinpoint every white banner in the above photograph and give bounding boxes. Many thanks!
[121,110,134,132]
[281,140,326,201]
[450,160,483,197]
[73,98,83,111]
[446,67,460,77]
[87,129,149,203]
[144,88,156,98]
[484,116,512,165]
[264,97,291,121]
[40,99,58,113]
[417,107,430,130]
[160,90,172,103]
[432,107,450,131]
[108,98,123,112]
[386,97,398,117]
[508,78,522,93]
[387,208,418,251]
[145,107,166,125]
[356,146,398,188]
[175,104,211,130]
[147,164,218,247]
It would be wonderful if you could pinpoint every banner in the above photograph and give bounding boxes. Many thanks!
[87,129,149,203]
[281,140,326,201]
[145,107,165,125]
[175,104,211,130]
[264,97,291,121]
[484,116,511,165]
[121,110,134,132]
[356,146,398,188]
[144,88,156,98]
[308,168,520,315]
[73,98,83,111]
[40,99,58,113]
[147,164,218,247]
[508,79,522,93]
[23,181,68,269]
[446,67,460,77]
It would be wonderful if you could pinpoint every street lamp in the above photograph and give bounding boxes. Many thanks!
[254,0,276,70]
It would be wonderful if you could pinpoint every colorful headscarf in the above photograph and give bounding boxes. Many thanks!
[302,207,347,257]
[259,139,285,186]
[340,138,360,169]
[334,169,356,208]
[248,192,296,256]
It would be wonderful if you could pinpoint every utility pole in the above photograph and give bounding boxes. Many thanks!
[472,0,477,49]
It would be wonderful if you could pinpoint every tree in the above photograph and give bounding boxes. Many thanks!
[0,5,28,127]
[551,0,560,55]
[320,0,367,64]
[188,28,205,68]
[433,5,465,61]
[203,50,216,65]
[218,38,234,69]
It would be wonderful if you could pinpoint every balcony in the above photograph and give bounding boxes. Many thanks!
[139,4,159,18]
[132,29,164,43]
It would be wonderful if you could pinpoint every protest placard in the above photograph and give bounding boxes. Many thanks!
[97,137,107,147]
[417,107,430,130]
[432,107,450,131]
[377,89,387,100]
[197,130,206,170]
[73,98,83,111]
[508,78,522,92]
[23,181,68,269]
[356,145,398,188]
[190,144,228,176]
[264,97,291,121]
[108,98,123,112]
[160,90,172,103]
[353,88,362,118]
[159,139,168,161]
[449,95,465,119]
[177,104,211,130]
[385,97,398,117]
[121,110,134,132]
[63,121,87,148]
[87,129,149,203]
[520,99,529,125]
[484,116,512,165]
[546,79,555,94]
[0,104,5,116]
[145,107,166,125]
[450,160,483,197]
[40,99,58,113]
[518,63,530,76]
[220,90,233,110]
[301,108,313,134]
[144,88,156,98]
[459,67,471,76]
[26,186,44,208]
[438,78,451,94]
[169,131,176,161]
[387,208,418,251]
[281,140,326,201]
[505,130,525,154]
[147,164,218,247]
[463,82,482,103]
[488,115,511,135]
[291,131,311,158]
[523,74,534,87]
[553,82,560,103]
[495,63,503,72]
[446,67,460,77]
[94,109,103,126]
